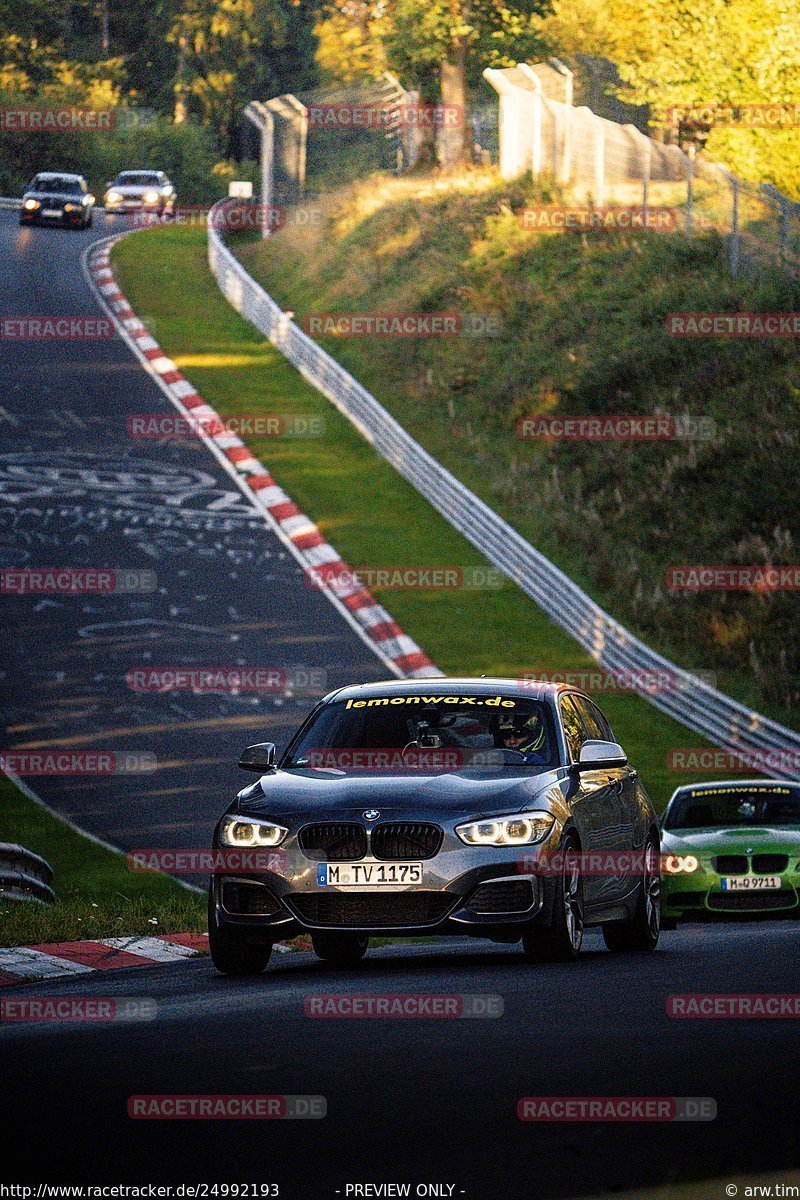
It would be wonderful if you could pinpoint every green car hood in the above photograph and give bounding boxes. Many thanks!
[662,826,800,855]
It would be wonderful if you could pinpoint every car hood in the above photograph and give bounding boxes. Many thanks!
[662,826,800,854]
[239,767,566,822]
[26,190,84,203]
[110,185,158,196]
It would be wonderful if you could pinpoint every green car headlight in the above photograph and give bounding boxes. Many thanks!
[662,854,700,874]
[456,811,554,846]
[220,815,287,847]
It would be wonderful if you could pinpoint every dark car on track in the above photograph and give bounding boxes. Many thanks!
[208,677,662,975]
[20,173,95,229]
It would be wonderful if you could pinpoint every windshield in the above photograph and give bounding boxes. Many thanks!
[116,173,161,186]
[283,694,559,773]
[32,176,83,194]
[665,785,800,830]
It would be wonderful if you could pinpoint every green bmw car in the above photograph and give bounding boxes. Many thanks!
[660,780,800,927]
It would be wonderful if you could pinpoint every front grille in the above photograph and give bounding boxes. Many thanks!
[714,855,748,875]
[287,891,456,928]
[221,880,282,916]
[299,823,367,861]
[752,854,789,873]
[708,890,797,912]
[371,823,443,860]
[466,880,535,914]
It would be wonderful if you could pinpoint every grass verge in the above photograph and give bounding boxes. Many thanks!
[0,774,205,948]
[112,220,750,813]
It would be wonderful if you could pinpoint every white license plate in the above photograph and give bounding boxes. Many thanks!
[317,862,423,887]
[720,875,781,891]
[42,209,62,218]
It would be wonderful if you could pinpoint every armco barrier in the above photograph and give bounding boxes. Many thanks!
[205,203,798,779]
[0,843,55,904]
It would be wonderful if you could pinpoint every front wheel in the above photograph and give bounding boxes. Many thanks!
[208,887,272,976]
[522,836,584,962]
[312,932,369,966]
[603,837,661,952]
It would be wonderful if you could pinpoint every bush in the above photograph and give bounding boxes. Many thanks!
[0,95,236,205]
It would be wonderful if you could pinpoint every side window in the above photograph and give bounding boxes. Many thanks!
[572,696,608,742]
[560,695,586,763]
[587,700,614,743]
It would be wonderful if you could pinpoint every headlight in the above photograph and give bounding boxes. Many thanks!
[144,190,160,204]
[64,203,78,211]
[23,198,40,210]
[456,811,554,846]
[662,854,700,874]
[106,191,122,203]
[220,815,287,847]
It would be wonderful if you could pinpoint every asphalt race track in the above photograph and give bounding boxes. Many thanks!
[2,210,800,1199]
[2,926,800,1196]
[0,209,387,850]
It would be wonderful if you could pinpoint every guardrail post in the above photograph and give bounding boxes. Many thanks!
[729,175,740,276]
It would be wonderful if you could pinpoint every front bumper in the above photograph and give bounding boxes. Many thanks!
[106,197,173,213]
[662,870,800,919]
[20,207,87,225]
[210,838,561,940]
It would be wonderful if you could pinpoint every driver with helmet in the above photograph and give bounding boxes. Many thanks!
[496,713,547,762]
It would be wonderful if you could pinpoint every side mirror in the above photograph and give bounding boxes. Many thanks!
[238,742,277,772]
[575,740,627,770]
[106,181,113,189]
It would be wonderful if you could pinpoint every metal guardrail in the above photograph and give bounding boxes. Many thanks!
[0,843,55,904]
[211,210,794,779]
[0,198,22,210]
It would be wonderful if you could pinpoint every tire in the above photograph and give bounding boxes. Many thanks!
[603,836,661,952]
[208,887,272,976]
[522,835,584,962]
[312,932,369,966]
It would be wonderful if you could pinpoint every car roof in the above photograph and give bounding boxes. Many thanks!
[321,677,592,705]
[34,173,84,181]
[117,170,164,176]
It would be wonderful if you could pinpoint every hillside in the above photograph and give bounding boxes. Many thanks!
[233,169,800,724]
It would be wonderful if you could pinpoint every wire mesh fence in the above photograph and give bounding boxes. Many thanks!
[484,61,800,282]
